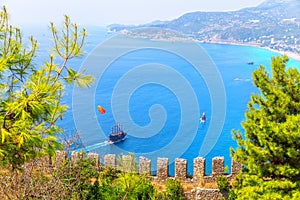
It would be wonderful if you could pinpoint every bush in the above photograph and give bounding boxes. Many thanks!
[217,176,230,192]
[164,179,185,200]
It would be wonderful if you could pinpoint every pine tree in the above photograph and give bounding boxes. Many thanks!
[231,55,300,199]
[0,7,94,170]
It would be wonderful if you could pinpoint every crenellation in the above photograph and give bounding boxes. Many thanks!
[46,152,244,199]
[87,152,101,168]
[231,159,243,175]
[193,157,205,182]
[104,154,116,168]
[139,156,151,175]
[51,151,241,188]
[121,154,137,172]
[227,159,243,180]
[212,156,224,177]
[71,151,84,164]
[157,157,169,181]
[21,151,243,200]
[175,158,187,181]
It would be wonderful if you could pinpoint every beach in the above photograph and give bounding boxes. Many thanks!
[202,40,300,62]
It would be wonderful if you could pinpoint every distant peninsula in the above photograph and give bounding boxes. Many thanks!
[107,0,300,60]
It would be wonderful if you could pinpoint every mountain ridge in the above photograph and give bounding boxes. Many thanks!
[108,0,300,55]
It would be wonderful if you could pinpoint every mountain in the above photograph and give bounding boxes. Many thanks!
[108,0,300,54]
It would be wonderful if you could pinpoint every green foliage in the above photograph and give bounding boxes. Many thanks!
[217,175,230,192]
[94,173,185,200]
[231,55,300,199]
[164,179,184,200]
[117,152,139,173]
[84,154,186,200]
[0,153,100,199]
[85,179,103,200]
[95,154,156,200]
[54,154,100,199]
[0,7,185,200]
[0,152,189,199]
[113,173,155,199]
[224,166,229,174]
[0,7,94,170]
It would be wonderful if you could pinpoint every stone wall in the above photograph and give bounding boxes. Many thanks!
[52,151,242,200]
[67,151,242,184]
[157,157,169,181]
[196,189,226,200]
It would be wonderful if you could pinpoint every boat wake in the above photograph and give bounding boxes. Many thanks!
[76,140,112,152]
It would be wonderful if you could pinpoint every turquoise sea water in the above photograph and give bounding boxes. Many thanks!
[27,26,300,175]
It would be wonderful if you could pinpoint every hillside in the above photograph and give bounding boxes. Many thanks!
[108,0,300,54]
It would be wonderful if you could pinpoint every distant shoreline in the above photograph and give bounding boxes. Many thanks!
[202,40,300,61]
[124,31,300,62]
[262,47,300,62]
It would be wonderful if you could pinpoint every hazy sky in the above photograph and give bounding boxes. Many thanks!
[1,0,265,27]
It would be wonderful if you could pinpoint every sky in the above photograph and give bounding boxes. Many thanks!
[1,0,265,27]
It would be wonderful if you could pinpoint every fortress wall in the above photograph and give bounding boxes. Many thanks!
[31,151,242,200]
[157,157,169,181]
[139,156,151,175]
[65,151,240,185]
[104,154,116,168]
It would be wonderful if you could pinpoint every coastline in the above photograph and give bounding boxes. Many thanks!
[262,47,300,62]
[124,32,300,61]
[201,40,300,61]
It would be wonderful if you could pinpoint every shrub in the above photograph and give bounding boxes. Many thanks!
[164,179,185,200]
[217,176,230,192]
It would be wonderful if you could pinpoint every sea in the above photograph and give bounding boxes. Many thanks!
[25,26,300,176]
